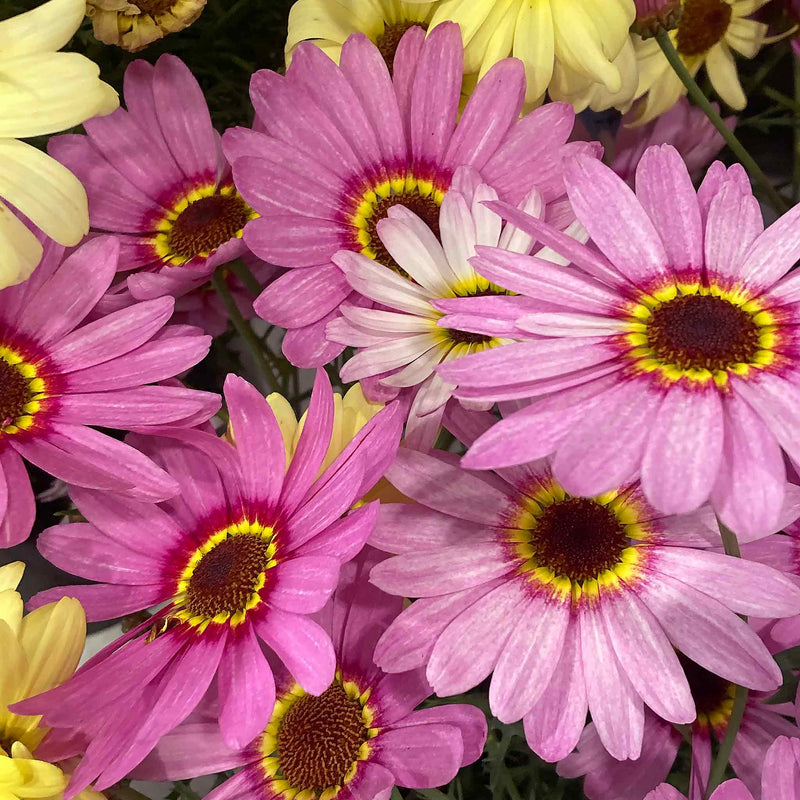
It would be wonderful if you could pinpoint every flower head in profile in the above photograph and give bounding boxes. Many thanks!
[225,23,594,366]
[440,145,800,539]
[0,234,216,550]
[328,167,582,449]
[645,736,800,798]
[559,654,800,798]
[16,373,403,796]
[0,0,117,288]
[632,0,769,123]
[0,562,101,800]
[86,0,206,52]
[49,54,258,305]
[131,549,487,799]
[369,407,800,763]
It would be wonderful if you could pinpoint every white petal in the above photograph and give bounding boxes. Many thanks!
[0,199,43,289]
[0,0,84,57]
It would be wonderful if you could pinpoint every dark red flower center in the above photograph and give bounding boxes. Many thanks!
[375,21,428,75]
[676,0,733,56]
[528,498,628,582]
[186,535,270,618]
[365,191,442,276]
[167,194,251,260]
[646,294,760,372]
[277,682,368,790]
[0,357,30,430]
[680,654,733,719]
[447,328,494,346]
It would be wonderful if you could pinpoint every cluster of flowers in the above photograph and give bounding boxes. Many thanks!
[3,0,800,799]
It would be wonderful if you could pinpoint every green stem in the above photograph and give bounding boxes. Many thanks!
[705,520,747,797]
[228,259,263,298]
[211,269,276,391]
[655,30,789,215]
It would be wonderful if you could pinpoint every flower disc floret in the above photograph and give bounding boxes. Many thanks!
[0,349,43,434]
[676,0,733,56]
[627,287,770,383]
[177,525,277,627]
[165,191,254,262]
[270,680,373,792]
[679,655,734,728]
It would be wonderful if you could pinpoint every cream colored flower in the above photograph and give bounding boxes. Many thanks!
[632,0,769,124]
[0,562,100,800]
[86,0,207,52]
[0,0,118,289]
[286,0,638,110]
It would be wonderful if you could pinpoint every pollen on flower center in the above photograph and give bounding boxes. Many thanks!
[167,194,251,260]
[277,682,368,790]
[646,294,761,373]
[0,357,31,430]
[186,534,271,619]
[527,498,628,583]
[675,0,733,56]
[375,21,428,75]
[364,191,442,276]
[448,328,494,346]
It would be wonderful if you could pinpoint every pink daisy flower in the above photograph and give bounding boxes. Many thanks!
[225,22,596,367]
[559,655,800,799]
[0,234,216,550]
[327,166,583,449]
[645,736,800,799]
[368,406,800,762]
[15,372,403,796]
[438,144,800,539]
[130,549,487,799]
[48,54,260,304]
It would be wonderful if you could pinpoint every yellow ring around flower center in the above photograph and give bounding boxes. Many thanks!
[173,520,277,630]
[623,282,776,387]
[153,184,256,267]
[260,674,379,800]
[0,346,45,435]
[509,478,653,605]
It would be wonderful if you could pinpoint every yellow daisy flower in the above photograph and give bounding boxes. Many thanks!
[0,0,118,289]
[632,0,769,124]
[285,0,638,110]
[0,562,100,800]
[86,0,207,53]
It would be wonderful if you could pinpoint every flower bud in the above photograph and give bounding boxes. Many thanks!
[632,0,682,38]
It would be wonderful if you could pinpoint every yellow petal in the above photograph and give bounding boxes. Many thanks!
[0,0,84,57]
[725,17,767,59]
[0,591,23,638]
[512,0,554,102]
[705,41,746,110]
[458,0,515,75]
[18,598,85,700]
[0,139,87,247]
[286,0,381,54]
[551,0,622,92]
[0,52,118,138]
[266,393,299,466]
[0,563,24,593]
[0,200,43,290]
[6,754,66,798]
[430,0,495,55]
[0,619,27,708]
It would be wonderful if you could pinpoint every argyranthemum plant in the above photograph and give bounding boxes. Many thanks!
[439,144,800,539]
[0,562,102,800]
[226,23,595,366]
[0,0,117,288]
[131,549,487,799]
[0,234,216,549]
[369,407,800,762]
[16,372,402,795]
[49,54,258,305]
